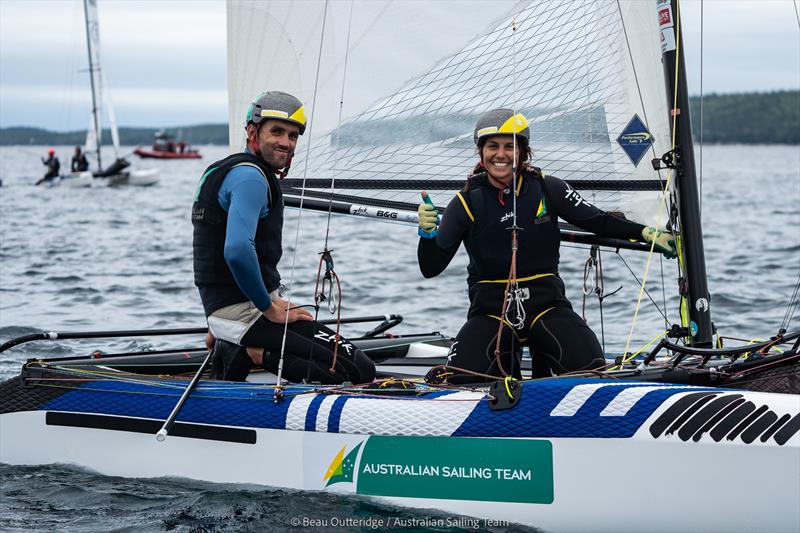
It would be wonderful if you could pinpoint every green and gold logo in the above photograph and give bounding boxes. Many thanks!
[323,443,362,487]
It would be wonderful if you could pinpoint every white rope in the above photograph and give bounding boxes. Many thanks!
[323,0,355,249]
[275,0,330,392]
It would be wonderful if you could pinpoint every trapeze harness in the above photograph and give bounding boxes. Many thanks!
[418,169,646,383]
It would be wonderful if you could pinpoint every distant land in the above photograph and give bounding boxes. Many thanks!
[0,91,797,145]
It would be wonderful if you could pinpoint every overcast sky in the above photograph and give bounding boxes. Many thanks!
[1,0,798,131]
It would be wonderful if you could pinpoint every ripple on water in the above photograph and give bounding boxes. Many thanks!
[0,145,797,529]
[43,275,85,283]
[0,464,541,533]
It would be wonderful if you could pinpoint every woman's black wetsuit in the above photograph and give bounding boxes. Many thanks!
[418,169,646,382]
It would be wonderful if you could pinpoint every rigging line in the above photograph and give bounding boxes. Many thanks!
[323,0,355,249]
[511,13,519,229]
[781,270,800,331]
[660,252,669,329]
[622,0,683,361]
[794,0,800,28]
[614,252,670,323]
[614,0,661,176]
[275,0,330,395]
[699,0,703,210]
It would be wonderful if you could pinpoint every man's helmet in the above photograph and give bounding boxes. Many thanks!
[245,91,306,135]
[47,147,55,155]
[473,108,529,146]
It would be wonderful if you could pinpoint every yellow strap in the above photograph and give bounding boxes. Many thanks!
[487,315,527,341]
[515,173,523,196]
[610,330,669,371]
[530,306,556,327]
[503,376,515,400]
[455,191,474,222]
[478,273,554,284]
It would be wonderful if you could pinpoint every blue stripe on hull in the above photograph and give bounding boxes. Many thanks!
[455,380,717,438]
[39,377,720,439]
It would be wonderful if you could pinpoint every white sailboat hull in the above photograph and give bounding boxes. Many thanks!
[126,168,160,186]
[60,171,94,188]
[1,379,797,533]
[93,168,161,187]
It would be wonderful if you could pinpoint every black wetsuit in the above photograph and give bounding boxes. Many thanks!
[71,153,89,172]
[41,156,59,181]
[418,168,645,382]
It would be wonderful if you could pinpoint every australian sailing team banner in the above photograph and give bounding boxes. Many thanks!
[320,435,553,504]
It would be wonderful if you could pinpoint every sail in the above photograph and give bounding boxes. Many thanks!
[102,71,121,158]
[227,0,672,229]
[83,0,103,159]
[82,0,120,163]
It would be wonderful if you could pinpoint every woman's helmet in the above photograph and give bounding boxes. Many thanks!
[245,91,306,135]
[473,108,529,146]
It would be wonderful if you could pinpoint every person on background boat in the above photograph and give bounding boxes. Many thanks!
[71,146,89,172]
[37,147,60,184]
[192,91,375,384]
[418,108,676,384]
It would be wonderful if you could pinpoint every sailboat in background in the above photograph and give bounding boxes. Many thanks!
[78,0,159,187]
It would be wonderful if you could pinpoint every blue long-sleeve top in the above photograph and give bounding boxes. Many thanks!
[218,151,272,311]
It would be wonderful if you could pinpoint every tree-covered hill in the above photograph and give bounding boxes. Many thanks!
[1,91,797,145]
[0,124,229,146]
[688,90,798,144]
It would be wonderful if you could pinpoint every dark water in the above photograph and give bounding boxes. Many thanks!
[0,144,798,531]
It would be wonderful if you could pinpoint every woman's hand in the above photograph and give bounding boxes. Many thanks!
[418,191,439,238]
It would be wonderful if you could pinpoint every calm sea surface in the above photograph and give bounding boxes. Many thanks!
[0,144,798,531]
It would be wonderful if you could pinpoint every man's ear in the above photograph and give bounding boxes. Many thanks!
[246,124,261,144]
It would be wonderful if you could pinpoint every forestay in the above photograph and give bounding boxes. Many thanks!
[227,0,672,228]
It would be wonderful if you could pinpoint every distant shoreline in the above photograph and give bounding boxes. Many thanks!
[1,91,797,146]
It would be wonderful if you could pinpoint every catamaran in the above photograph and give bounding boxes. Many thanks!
[1,1,798,531]
[77,0,159,187]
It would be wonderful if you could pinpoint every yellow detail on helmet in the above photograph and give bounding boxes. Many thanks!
[288,105,306,127]
[498,113,529,135]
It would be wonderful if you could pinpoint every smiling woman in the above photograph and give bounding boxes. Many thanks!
[416,108,665,384]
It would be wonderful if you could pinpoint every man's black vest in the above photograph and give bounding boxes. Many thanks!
[192,152,284,316]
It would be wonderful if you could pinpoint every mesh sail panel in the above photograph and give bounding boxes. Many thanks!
[229,0,672,226]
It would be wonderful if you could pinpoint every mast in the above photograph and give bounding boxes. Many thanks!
[657,0,712,346]
[83,0,102,170]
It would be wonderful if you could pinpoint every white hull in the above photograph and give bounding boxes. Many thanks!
[1,380,797,532]
[127,168,160,186]
[95,168,160,187]
[61,171,94,188]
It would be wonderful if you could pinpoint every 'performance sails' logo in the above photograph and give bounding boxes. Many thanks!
[617,114,655,167]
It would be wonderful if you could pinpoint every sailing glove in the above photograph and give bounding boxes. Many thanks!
[418,191,439,238]
[642,226,677,259]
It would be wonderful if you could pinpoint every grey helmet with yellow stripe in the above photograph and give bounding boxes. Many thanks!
[473,108,529,146]
[245,91,307,135]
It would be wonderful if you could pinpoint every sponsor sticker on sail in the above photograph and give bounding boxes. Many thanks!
[616,114,655,167]
[657,0,676,53]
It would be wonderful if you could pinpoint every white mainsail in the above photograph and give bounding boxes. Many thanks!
[227,0,672,227]
[83,0,121,164]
